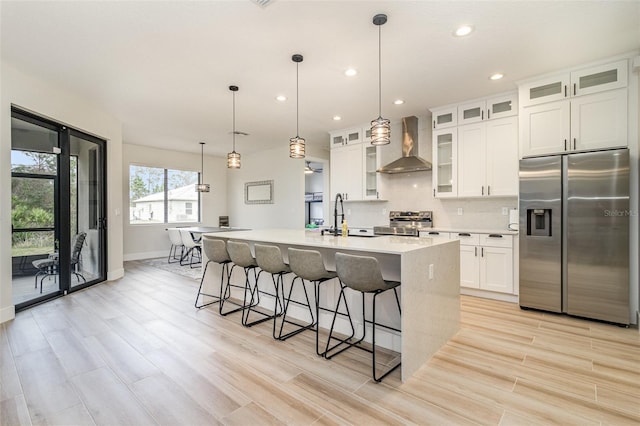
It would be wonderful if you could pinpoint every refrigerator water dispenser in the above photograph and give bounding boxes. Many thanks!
[526,209,552,236]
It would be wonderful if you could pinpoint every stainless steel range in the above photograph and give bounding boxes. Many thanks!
[374,211,433,236]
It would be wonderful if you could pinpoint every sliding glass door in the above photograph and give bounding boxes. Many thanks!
[11,108,107,309]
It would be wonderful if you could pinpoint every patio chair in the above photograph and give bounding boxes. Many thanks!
[32,232,87,293]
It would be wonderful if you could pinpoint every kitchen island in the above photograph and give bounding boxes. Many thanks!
[201,229,460,382]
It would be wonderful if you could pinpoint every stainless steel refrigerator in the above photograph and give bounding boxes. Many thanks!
[519,149,629,325]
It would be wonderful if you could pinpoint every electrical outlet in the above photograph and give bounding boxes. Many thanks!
[502,207,508,215]
[428,264,434,280]
[382,208,387,215]
[457,207,463,216]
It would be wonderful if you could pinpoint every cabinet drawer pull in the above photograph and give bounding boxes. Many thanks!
[564,139,567,151]
[573,138,576,150]
[481,247,484,257]
[458,233,471,237]
[428,231,440,235]
[488,234,503,238]
[487,109,491,119]
[433,120,436,129]
[481,186,484,196]
[573,83,576,96]
[481,110,484,120]
[433,188,436,197]
[474,246,477,256]
[564,85,567,97]
[488,186,491,196]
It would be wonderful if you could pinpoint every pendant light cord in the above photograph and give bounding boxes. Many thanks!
[232,91,236,152]
[200,143,204,183]
[378,23,382,118]
[296,61,300,137]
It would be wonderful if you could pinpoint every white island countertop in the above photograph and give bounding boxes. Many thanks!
[202,228,460,382]
[204,228,453,254]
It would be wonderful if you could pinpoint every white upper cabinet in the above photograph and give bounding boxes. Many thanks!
[330,143,363,201]
[458,93,518,125]
[486,93,518,120]
[431,91,518,198]
[458,100,486,125]
[570,89,628,151]
[431,106,458,130]
[362,144,382,200]
[519,58,630,157]
[519,73,570,107]
[570,60,628,97]
[432,128,458,198]
[458,116,518,197]
[457,123,486,197]
[330,127,363,148]
[485,116,519,196]
[520,59,628,107]
[521,100,571,157]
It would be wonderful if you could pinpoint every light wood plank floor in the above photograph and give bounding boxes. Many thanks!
[2,260,639,425]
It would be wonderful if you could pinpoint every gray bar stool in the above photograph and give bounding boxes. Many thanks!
[195,238,231,309]
[254,244,290,338]
[227,241,278,327]
[285,248,354,356]
[327,252,401,382]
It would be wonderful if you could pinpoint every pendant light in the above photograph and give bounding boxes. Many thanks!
[370,14,390,146]
[289,54,305,158]
[195,141,210,192]
[227,85,241,169]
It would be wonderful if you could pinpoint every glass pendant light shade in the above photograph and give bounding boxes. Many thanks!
[227,151,241,168]
[371,116,391,145]
[289,54,306,159]
[290,136,306,158]
[196,141,210,192]
[370,14,390,146]
[227,85,241,169]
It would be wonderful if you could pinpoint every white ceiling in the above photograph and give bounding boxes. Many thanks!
[2,1,639,157]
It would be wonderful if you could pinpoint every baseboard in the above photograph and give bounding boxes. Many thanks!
[123,251,167,262]
[460,287,519,303]
[107,268,125,281]
[0,305,16,324]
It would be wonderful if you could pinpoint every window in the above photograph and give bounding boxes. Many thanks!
[129,165,199,224]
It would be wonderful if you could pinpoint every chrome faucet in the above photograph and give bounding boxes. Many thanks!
[334,193,344,236]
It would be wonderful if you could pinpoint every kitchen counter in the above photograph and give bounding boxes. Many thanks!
[201,228,460,382]
[423,227,519,235]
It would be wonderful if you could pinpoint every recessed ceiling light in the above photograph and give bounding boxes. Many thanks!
[489,73,504,80]
[333,116,342,121]
[344,68,357,77]
[276,95,287,101]
[393,99,404,105]
[454,25,474,37]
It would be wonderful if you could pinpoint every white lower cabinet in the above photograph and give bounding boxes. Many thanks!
[453,232,514,294]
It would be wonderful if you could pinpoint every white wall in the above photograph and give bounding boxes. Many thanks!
[335,118,517,231]
[122,143,228,260]
[227,146,306,230]
[0,61,124,323]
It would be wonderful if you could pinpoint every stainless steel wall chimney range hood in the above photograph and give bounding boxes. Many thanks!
[377,116,432,174]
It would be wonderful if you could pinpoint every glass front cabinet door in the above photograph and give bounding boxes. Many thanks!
[432,128,457,198]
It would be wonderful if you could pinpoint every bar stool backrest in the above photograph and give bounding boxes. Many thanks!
[335,252,386,293]
[255,244,289,274]
[288,248,330,281]
[203,238,231,264]
[227,241,257,268]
